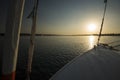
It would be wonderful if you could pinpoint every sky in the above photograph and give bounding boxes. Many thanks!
[0,0,120,34]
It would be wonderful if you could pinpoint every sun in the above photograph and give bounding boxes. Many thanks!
[88,24,96,32]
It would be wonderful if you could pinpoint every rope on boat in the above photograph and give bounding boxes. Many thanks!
[114,44,120,48]
[97,0,120,50]
[26,0,39,80]
[100,40,120,51]
[108,40,120,44]
[108,40,120,49]
[97,0,107,44]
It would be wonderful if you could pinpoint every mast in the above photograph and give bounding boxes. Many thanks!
[97,0,108,44]
[26,0,39,80]
[1,0,25,80]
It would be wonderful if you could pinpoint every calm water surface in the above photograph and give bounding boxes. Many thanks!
[0,36,120,80]
[15,36,120,80]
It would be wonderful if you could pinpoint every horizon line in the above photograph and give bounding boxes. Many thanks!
[0,33,120,36]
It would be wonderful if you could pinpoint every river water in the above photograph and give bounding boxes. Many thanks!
[0,36,120,80]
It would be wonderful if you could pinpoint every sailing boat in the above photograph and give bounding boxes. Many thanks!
[50,0,120,80]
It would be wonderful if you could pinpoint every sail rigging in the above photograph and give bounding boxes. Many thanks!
[97,0,108,44]
[26,0,39,80]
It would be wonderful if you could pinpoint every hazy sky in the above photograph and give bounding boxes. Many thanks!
[0,0,120,34]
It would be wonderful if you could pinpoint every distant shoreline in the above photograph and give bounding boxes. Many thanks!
[0,33,120,36]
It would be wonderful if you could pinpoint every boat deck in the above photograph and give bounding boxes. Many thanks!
[50,45,120,80]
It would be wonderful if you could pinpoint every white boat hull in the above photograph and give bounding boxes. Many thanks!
[50,45,120,80]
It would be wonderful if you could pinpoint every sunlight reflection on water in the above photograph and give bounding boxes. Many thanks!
[14,36,119,80]
[89,36,96,49]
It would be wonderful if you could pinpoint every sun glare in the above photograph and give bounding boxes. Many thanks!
[89,36,95,49]
[88,24,96,32]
